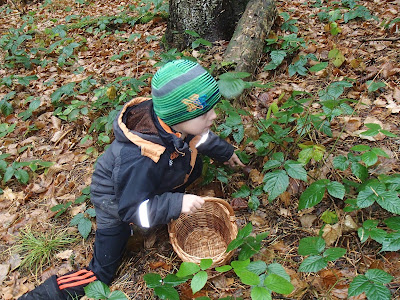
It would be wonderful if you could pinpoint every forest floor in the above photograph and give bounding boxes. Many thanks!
[0,0,399,299]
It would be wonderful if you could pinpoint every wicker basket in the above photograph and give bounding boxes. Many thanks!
[168,196,238,267]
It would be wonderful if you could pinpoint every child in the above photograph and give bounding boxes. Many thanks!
[19,59,244,300]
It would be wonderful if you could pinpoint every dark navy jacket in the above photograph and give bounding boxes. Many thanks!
[90,98,234,229]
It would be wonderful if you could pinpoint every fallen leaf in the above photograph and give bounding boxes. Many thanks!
[231,198,248,211]
[56,250,73,260]
[0,264,10,285]
[343,215,358,232]
[322,223,342,246]
[299,214,317,228]
[249,169,264,185]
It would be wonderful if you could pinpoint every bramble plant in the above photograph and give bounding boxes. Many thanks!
[144,223,294,300]
[84,281,128,300]
[348,269,393,300]
[298,236,346,272]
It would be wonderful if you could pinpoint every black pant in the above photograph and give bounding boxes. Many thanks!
[88,222,131,285]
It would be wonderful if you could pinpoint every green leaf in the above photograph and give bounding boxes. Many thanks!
[362,151,378,167]
[231,259,250,269]
[191,271,208,294]
[163,274,190,287]
[15,169,29,184]
[200,259,213,270]
[328,48,345,67]
[263,160,282,171]
[84,281,110,299]
[323,247,346,261]
[263,170,289,201]
[108,290,128,300]
[351,145,371,151]
[376,191,400,214]
[70,213,84,226]
[176,262,200,277]
[3,167,15,183]
[371,148,390,158]
[143,273,163,288]
[215,265,232,273]
[384,216,400,230]
[78,217,92,239]
[218,72,250,99]
[365,283,392,300]
[357,181,386,208]
[234,268,260,286]
[270,50,287,65]
[348,275,370,297]
[251,287,272,300]
[333,155,350,171]
[309,62,328,72]
[326,181,345,199]
[267,263,291,282]
[299,255,327,272]
[351,162,368,181]
[247,261,267,276]
[298,179,328,210]
[284,160,307,181]
[366,80,386,92]
[264,274,294,295]
[381,232,400,252]
[298,237,325,256]
[154,285,179,300]
[51,82,76,103]
[86,208,96,218]
[321,210,338,224]
[365,269,393,284]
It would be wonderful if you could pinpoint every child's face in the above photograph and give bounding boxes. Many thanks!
[172,109,217,137]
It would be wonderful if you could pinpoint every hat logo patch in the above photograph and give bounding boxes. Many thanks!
[182,94,207,112]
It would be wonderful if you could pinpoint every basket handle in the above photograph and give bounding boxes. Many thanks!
[202,196,235,216]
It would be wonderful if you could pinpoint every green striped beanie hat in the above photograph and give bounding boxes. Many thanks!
[151,59,221,126]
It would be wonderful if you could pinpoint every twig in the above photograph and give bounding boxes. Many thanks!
[7,0,26,14]
[360,36,400,42]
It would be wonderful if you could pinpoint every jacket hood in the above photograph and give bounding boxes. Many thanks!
[113,97,189,163]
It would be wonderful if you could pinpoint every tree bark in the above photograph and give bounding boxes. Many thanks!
[166,0,249,50]
[224,0,277,74]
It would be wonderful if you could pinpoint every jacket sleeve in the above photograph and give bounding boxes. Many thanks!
[196,131,234,162]
[115,154,183,228]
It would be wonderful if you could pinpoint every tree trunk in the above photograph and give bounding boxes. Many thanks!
[224,0,277,74]
[166,0,250,50]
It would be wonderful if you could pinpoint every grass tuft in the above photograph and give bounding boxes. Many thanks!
[12,226,78,276]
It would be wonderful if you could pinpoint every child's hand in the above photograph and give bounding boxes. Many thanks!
[181,194,205,214]
[225,153,245,168]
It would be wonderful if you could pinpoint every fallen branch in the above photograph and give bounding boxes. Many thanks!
[360,36,400,42]
[224,0,277,74]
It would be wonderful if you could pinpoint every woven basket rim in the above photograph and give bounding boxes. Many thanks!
[168,196,238,266]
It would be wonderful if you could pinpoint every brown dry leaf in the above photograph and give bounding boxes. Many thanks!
[0,212,18,230]
[322,223,342,246]
[249,213,267,227]
[149,261,165,270]
[270,240,289,253]
[299,214,317,228]
[56,250,73,260]
[331,288,350,299]
[210,274,228,289]
[249,169,264,185]
[319,269,345,289]
[231,198,248,211]
[343,215,358,232]
[342,117,362,133]
[279,191,291,207]
[0,264,10,285]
